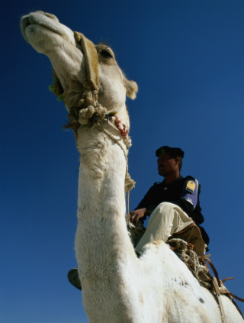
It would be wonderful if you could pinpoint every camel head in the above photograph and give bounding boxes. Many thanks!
[20,11,138,115]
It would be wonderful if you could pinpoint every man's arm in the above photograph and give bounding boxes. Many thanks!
[130,184,162,226]
[130,208,151,226]
[171,178,204,224]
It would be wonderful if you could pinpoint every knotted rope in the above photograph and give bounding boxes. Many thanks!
[50,71,135,218]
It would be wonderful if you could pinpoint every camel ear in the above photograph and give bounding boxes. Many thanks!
[124,78,138,100]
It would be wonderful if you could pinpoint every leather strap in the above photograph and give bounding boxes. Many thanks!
[221,277,244,302]
[206,257,221,287]
[172,223,196,235]
[220,290,244,302]
[74,31,100,91]
[222,277,234,283]
[212,278,226,323]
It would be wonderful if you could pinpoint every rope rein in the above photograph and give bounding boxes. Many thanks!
[94,121,135,219]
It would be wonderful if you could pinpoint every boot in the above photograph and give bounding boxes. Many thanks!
[67,249,141,291]
[67,268,82,290]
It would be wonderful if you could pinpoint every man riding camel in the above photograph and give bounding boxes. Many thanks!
[68,145,209,289]
[130,145,209,254]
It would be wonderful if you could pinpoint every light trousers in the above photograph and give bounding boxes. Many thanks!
[135,202,193,253]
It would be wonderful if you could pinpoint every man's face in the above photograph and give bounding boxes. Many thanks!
[157,154,179,177]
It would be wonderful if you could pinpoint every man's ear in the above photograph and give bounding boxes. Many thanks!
[123,78,138,99]
[175,157,180,165]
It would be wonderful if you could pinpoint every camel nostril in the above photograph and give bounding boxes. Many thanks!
[44,12,59,22]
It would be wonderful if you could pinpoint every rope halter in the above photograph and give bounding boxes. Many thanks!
[50,30,135,218]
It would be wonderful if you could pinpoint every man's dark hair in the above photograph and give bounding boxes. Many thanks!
[155,145,183,171]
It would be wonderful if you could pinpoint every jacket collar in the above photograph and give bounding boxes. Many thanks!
[162,174,183,189]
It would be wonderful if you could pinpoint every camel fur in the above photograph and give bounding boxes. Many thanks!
[21,11,243,323]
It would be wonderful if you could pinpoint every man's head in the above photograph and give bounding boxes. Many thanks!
[156,146,184,177]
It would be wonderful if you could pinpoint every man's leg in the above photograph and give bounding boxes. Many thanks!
[135,202,193,254]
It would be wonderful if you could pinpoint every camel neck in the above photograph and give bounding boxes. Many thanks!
[75,123,136,281]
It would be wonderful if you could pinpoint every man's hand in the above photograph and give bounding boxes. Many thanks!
[130,208,149,226]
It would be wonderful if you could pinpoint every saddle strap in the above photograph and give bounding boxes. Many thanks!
[222,277,234,283]
[206,257,221,287]
[207,261,244,301]
[213,278,227,323]
[221,277,244,302]
[219,276,244,319]
[220,290,244,302]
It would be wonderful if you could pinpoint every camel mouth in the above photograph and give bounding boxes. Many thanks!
[21,14,64,43]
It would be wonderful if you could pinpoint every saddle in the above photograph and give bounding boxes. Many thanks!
[169,223,206,256]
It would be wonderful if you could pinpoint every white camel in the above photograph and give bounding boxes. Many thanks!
[21,11,243,323]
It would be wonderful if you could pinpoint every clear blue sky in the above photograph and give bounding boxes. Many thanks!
[1,1,244,322]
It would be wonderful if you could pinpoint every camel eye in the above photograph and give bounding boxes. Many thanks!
[100,50,113,59]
